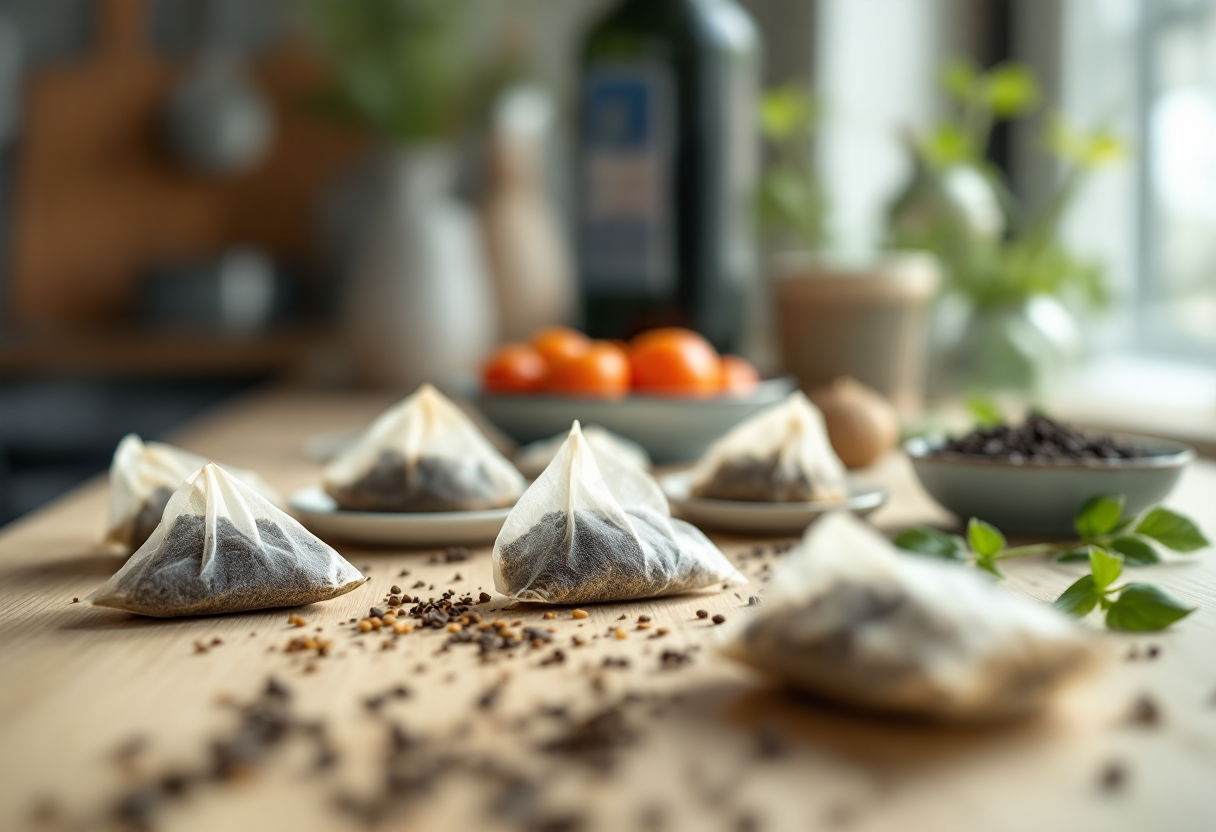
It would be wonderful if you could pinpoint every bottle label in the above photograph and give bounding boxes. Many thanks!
[579,63,675,296]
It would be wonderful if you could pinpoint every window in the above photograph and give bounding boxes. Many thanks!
[1059,0,1216,359]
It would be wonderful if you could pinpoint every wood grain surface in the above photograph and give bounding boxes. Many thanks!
[1,388,1214,832]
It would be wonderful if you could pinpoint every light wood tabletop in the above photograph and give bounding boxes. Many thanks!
[1,388,1214,832]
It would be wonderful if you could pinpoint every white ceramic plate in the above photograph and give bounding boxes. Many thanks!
[289,487,511,547]
[660,472,888,536]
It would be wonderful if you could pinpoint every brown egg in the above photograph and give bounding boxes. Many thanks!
[809,377,900,469]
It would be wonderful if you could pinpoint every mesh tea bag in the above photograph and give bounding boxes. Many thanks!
[89,464,366,617]
[724,513,1101,721]
[514,425,651,480]
[324,384,526,512]
[105,434,282,551]
[492,422,745,604]
[690,392,847,502]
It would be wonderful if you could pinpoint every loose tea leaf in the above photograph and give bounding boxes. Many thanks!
[892,528,966,562]
[1105,584,1195,632]
[1075,495,1125,540]
[1133,508,1210,553]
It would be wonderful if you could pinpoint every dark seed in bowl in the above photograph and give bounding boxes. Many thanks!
[932,414,1152,462]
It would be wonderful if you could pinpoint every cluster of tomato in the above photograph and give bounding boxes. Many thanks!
[482,326,761,398]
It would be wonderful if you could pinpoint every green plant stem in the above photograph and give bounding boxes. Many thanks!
[993,535,1118,562]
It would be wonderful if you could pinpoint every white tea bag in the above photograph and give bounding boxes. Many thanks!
[105,434,281,551]
[724,513,1101,721]
[493,421,745,605]
[324,384,526,513]
[690,392,847,502]
[89,464,366,617]
[514,425,650,479]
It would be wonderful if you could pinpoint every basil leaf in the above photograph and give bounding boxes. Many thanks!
[1053,575,1100,616]
[1105,583,1195,631]
[893,528,966,562]
[1074,495,1125,539]
[1134,508,1210,553]
[1108,536,1160,566]
[968,518,1006,558]
[1088,546,1122,591]
[1055,548,1091,563]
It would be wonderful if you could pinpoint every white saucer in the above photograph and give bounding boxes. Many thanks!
[660,472,888,536]
[289,487,511,547]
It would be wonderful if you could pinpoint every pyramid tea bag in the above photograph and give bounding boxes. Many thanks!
[690,392,847,502]
[493,422,745,605]
[105,434,282,551]
[89,464,366,617]
[324,384,526,513]
[724,513,1100,722]
[514,425,651,480]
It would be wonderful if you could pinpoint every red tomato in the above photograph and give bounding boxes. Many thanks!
[482,343,548,393]
[719,355,761,395]
[629,328,722,396]
[547,341,631,398]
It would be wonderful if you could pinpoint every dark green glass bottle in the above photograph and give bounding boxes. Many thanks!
[576,0,760,352]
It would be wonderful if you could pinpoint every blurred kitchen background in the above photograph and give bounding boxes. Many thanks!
[0,0,1213,525]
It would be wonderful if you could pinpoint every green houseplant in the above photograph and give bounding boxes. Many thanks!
[889,59,1124,394]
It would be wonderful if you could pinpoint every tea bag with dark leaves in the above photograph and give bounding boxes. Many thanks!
[690,392,847,502]
[493,422,744,604]
[724,513,1101,721]
[105,434,282,551]
[514,425,650,479]
[324,384,525,512]
[89,464,366,617]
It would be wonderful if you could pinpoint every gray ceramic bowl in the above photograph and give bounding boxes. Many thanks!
[472,378,797,464]
[905,433,1195,536]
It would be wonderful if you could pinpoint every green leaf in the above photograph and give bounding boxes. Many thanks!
[968,518,1006,558]
[941,59,979,102]
[925,123,975,165]
[1053,575,1101,616]
[760,87,816,140]
[975,555,1004,579]
[1134,508,1210,553]
[986,63,1040,117]
[1105,584,1195,631]
[1055,548,1091,563]
[1108,536,1160,566]
[1074,495,1125,539]
[964,393,1003,427]
[1088,546,1122,591]
[894,528,966,562]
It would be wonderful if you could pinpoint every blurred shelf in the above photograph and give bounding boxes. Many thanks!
[0,327,330,379]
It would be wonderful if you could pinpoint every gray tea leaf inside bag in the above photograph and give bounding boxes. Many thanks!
[493,422,744,605]
[90,464,366,617]
[323,385,525,513]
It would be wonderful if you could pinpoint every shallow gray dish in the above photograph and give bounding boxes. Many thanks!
[471,377,797,464]
[905,433,1195,536]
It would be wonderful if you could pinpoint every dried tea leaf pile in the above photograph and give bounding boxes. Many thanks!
[324,384,526,512]
[89,464,366,617]
[724,513,1101,721]
[493,422,745,604]
[105,433,282,550]
[513,425,651,480]
[690,391,847,503]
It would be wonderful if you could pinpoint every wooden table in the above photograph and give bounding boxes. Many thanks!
[1,388,1214,832]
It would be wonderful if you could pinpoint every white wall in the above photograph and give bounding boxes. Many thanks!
[813,0,946,254]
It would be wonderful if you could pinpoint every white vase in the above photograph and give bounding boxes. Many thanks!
[343,146,498,389]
